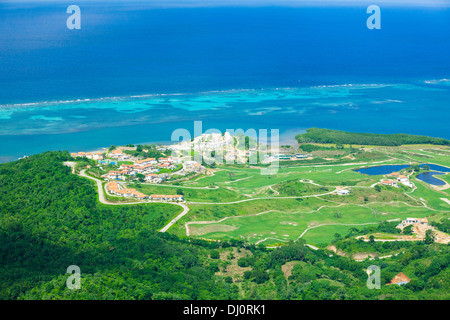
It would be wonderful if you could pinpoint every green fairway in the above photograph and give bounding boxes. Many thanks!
[184,202,436,245]
[164,144,450,246]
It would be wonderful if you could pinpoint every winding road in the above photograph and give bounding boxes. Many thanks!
[79,170,190,232]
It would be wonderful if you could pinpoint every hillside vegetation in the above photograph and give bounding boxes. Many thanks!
[295,128,450,146]
[0,152,449,300]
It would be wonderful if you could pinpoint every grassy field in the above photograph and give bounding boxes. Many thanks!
[184,202,434,246]
[117,144,450,246]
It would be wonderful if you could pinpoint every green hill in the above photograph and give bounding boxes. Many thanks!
[0,151,448,300]
[295,128,450,146]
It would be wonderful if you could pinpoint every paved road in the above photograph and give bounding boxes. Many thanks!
[159,203,190,232]
[79,170,190,232]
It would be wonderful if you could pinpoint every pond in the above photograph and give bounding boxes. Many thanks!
[355,163,450,176]
[416,171,446,186]
[354,165,411,176]
[420,164,450,172]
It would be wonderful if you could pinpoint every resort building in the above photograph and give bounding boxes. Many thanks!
[110,149,123,158]
[135,158,157,165]
[398,177,413,188]
[381,180,399,187]
[72,151,104,160]
[105,181,148,200]
[103,170,128,180]
[390,172,400,177]
[337,189,351,196]
[145,174,163,183]
[149,194,184,202]
[399,218,428,226]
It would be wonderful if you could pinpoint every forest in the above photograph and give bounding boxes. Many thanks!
[0,152,449,300]
[295,128,450,146]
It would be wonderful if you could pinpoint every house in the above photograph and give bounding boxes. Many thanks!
[390,172,400,177]
[86,152,93,159]
[145,173,157,180]
[70,152,78,157]
[149,194,184,202]
[106,170,127,180]
[403,218,428,225]
[134,192,148,200]
[387,272,410,286]
[189,163,204,172]
[273,154,291,160]
[105,181,148,200]
[93,152,104,160]
[381,180,398,187]
[144,174,163,183]
[398,177,413,188]
[166,194,184,202]
[397,217,428,229]
[135,158,157,165]
[337,189,350,196]
[149,194,167,201]
[77,152,86,157]
[158,163,175,169]
[110,149,123,158]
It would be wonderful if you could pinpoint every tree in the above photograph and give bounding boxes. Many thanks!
[422,165,430,171]
[403,225,413,235]
[227,171,235,181]
[210,250,220,259]
[424,229,435,244]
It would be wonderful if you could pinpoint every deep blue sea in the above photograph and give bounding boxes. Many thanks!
[0,2,449,162]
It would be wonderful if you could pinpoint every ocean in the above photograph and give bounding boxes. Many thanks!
[0,2,449,162]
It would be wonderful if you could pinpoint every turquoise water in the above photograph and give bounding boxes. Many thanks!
[0,4,449,162]
[0,82,449,163]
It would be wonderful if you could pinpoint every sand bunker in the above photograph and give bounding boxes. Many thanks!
[280,221,298,226]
